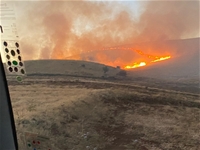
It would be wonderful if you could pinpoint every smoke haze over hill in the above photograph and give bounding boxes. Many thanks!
[8,1,199,67]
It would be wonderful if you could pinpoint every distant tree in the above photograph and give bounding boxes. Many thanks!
[116,66,121,69]
[117,70,127,77]
[103,66,109,74]
[81,64,85,68]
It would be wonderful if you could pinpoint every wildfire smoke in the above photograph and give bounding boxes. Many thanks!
[13,1,199,68]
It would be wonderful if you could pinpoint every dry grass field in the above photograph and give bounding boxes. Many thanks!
[7,75,200,150]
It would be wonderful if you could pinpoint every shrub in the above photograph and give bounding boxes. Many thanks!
[103,66,109,74]
[81,64,85,68]
[117,70,127,77]
[116,66,121,69]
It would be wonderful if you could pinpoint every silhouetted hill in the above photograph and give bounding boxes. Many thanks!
[23,59,122,78]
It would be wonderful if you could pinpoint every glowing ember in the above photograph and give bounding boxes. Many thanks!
[125,62,146,69]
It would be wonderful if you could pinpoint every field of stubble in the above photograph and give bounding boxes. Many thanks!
[8,76,200,150]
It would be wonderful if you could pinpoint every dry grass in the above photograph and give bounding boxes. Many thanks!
[24,60,121,78]
[8,76,200,150]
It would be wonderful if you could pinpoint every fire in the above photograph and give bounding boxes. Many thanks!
[63,46,171,70]
[125,62,146,69]
[124,49,171,69]
[151,56,171,62]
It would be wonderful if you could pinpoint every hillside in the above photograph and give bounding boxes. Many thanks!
[7,60,122,78]
[127,37,199,80]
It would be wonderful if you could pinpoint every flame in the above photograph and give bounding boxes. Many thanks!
[125,62,146,69]
[124,49,171,69]
[151,56,171,62]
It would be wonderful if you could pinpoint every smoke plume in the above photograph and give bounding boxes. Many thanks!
[14,1,199,67]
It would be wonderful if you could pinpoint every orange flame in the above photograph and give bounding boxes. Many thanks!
[151,56,171,62]
[125,62,146,69]
[124,49,171,69]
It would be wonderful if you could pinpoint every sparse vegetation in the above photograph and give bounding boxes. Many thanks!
[116,66,120,69]
[8,76,200,150]
[81,64,85,68]
[24,60,121,78]
[103,66,109,74]
[117,70,127,77]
